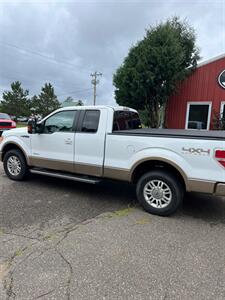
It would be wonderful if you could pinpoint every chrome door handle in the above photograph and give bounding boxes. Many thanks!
[65,138,72,145]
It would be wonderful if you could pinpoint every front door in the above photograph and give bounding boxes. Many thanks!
[30,110,77,172]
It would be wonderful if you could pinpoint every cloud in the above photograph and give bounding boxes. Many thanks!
[0,0,224,105]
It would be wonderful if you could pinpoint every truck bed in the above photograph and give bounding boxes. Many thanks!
[112,128,225,140]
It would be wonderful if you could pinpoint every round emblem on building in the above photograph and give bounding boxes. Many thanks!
[218,70,225,89]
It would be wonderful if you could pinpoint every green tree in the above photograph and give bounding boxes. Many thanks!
[75,100,84,106]
[113,17,200,127]
[1,81,30,117]
[64,97,84,106]
[62,97,84,107]
[64,96,74,104]
[31,83,61,117]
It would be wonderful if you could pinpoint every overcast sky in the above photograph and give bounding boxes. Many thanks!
[0,0,224,105]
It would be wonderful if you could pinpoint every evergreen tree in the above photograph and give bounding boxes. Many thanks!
[31,83,61,117]
[1,81,30,117]
[113,17,200,127]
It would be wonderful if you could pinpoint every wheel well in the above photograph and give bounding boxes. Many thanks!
[132,160,186,190]
[1,144,27,164]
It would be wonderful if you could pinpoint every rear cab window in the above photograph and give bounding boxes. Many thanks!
[113,110,142,131]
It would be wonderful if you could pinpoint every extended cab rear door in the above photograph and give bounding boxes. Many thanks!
[74,108,108,176]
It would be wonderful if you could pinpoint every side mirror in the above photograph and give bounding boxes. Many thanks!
[27,119,36,134]
[36,122,45,134]
[28,119,45,134]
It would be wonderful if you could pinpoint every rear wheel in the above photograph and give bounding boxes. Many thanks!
[3,149,28,181]
[136,170,183,216]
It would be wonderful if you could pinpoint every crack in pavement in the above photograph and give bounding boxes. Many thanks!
[33,288,56,299]
[3,232,41,242]
[0,211,122,300]
[3,244,36,299]
[0,216,98,300]
[55,249,73,300]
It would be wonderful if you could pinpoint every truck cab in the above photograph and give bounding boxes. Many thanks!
[26,106,140,176]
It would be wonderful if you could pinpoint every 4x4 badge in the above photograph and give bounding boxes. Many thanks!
[182,147,210,155]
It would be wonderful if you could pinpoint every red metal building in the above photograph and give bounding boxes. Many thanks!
[166,54,225,130]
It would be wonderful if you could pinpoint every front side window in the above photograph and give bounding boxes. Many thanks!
[81,110,100,133]
[44,111,76,133]
[113,111,142,131]
[186,103,210,130]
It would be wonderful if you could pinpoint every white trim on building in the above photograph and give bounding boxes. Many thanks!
[185,101,212,130]
[197,53,225,69]
[220,101,225,117]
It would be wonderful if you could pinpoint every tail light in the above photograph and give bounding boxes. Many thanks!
[215,150,225,168]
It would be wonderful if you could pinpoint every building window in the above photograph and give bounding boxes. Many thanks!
[185,102,212,130]
[220,102,225,119]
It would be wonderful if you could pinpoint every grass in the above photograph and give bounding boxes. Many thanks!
[16,122,27,128]
[135,218,150,225]
[108,207,134,218]
[14,250,23,257]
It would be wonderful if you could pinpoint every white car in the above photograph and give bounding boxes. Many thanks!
[1,105,225,216]
[17,116,28,123]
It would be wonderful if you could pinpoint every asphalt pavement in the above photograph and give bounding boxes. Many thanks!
[1,163,225,299]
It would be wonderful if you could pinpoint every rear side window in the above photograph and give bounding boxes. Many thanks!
[81,110,100,133]
[113,111,142,131]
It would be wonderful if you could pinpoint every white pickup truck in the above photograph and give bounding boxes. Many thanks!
[1,105,225,216]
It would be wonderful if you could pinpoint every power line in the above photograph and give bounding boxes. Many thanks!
[0,41,85,71]
[1,72,95,93]
[0,42,104,101]
[0,75,94,100]
[58,87,93,97]
[90,72,102,105]
[0,73,92,96]
[0,74,63,91]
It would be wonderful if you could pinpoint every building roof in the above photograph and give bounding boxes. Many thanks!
[197,53,225,68]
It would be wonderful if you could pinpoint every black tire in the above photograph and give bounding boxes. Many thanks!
[3,149,28,181]
[136,170,183,216]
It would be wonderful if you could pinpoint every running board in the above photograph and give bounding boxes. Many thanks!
[30,168,101,184]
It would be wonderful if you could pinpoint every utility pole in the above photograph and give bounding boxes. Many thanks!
[90,72,102,105]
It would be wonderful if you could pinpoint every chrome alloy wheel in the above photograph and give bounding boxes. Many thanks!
[143,180,172,209]
[7,156,21,176]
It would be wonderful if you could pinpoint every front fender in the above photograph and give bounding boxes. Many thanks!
[0,136,31,164]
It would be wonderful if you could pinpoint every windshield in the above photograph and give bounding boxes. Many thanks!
[0,113,10,120]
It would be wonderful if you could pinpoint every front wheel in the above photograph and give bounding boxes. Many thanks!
[3,149,28,181]
[136,170,183,216]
